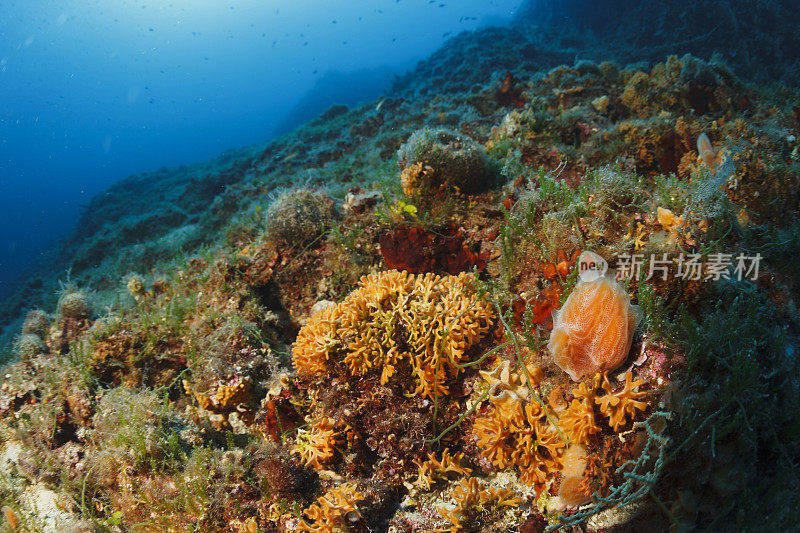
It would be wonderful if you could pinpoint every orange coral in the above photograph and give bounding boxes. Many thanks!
[474,404,519,469]
[559,399,600,446]
[558,381,601,445]
[595,372,648,430]
[293,270,494,399]
[548,275,642,381]
[292,417,341,470]
[438,477,521,531]
[414,448,473,490]
[298,483,364,533]
[474,393,565,491]
[513,403,565,488]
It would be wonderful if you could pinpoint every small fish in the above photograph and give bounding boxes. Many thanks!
[375,98,385,111]
[282,152,299,162]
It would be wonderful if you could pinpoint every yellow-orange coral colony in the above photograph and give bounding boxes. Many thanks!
[595,371,648,431]
[548,272,642,381]
[292,416,341,470]
[473,365,648,493]
[292,270,494,399]
[298,483,365,533]
[438,477,521,531]
[473,362,565,490]
[414,449,473,490]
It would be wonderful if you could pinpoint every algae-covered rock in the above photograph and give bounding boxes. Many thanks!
[397,127,492,194]
[15,333,47,361]
[264,188,339,248]
[57,290,91,320]
[21,309,49,338]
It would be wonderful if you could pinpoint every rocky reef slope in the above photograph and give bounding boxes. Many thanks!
[1,2,799,531]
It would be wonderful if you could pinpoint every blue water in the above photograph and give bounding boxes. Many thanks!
[0,0,521,298]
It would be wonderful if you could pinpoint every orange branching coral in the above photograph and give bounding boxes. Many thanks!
[480,359,543,403]
[595,372,648,431]
[293,270,494,399]
[559,388,601,446]
[548,274,642,381]
[414,448,473,490]
[474,393,565,491]
[292,305,341,376]
[474,404,519,469]
[292,417,341,470]
[298,483,365,533]
[513,403,566,488]
[438,477,521,532]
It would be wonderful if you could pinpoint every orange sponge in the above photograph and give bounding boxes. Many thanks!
[548,274,642,381]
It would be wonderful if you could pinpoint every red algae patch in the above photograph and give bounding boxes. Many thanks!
[548,270,642,381]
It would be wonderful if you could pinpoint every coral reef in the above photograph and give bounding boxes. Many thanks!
[0,11,798,532]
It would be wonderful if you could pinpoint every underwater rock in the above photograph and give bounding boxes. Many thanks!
[548,268,642,381]
[264,188,339,248]
[397,127,492,194]
[21,309,49,338]
[57,291,91,320]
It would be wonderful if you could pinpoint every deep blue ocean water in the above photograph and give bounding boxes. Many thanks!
[0,0,521,298]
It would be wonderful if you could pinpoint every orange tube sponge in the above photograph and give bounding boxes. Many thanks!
[697,132,716,170]
[548,274,642,381]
